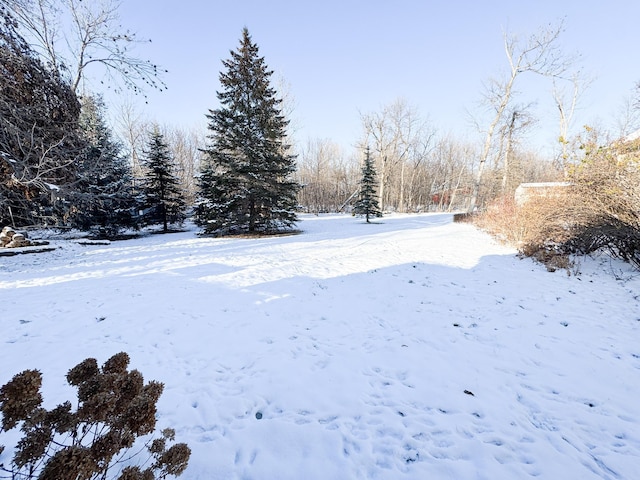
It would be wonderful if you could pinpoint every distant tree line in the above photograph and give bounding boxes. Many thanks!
[2,1,638,245]
[295,108,560,216]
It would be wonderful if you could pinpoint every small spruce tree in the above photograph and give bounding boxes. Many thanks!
[196,28,299,235]
[354,147,381,223]
[141,128,187,232]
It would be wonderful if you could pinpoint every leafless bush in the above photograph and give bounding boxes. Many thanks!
[474,195,550,244]
[0,352,190,480]
[549,136,640,268]
[475,134,640,271]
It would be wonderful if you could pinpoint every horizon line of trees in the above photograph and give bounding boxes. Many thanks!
[1,1,639,238]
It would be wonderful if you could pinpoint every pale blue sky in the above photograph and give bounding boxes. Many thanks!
[111,0,640,154]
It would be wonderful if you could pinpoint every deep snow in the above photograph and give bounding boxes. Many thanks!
[1,213,639,479]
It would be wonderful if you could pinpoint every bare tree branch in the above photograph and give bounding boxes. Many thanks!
[552,69,591,173]
[2,0,166,96]
[469,20,572,212]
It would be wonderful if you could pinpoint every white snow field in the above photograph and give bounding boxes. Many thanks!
[1,213,639,479]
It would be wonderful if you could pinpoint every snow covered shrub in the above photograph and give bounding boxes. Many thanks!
[0,352,190,480]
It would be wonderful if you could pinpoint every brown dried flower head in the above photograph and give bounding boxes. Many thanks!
[0,369,42,430]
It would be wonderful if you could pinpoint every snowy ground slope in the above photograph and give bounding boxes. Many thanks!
[1,213,639,479]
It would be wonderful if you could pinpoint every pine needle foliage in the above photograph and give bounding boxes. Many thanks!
[140,128,187,232]
[354,147,381,222]
[196,28,299,235]
[67,95,138,237]
[0,352,190,480]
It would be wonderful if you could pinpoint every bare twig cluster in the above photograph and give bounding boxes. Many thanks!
[476,133,640,271]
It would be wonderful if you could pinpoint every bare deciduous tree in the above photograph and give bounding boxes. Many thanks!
[615,89,640,140]
[552,69,590,174]
[114,98,151,191]
[429,136,477,212]
[497,105,536,194]
[470,20,572,212]
[162,126,204,206]
[361,99,432,212]
[114,101,204,207]
[296,138,356,213]
[2,0,166,95]
[275,73,300,150]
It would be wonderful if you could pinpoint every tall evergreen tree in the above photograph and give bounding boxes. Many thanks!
[66,95,137,236]
[196,28,299,235]
[141,128,186,232]
[354,147,381,223]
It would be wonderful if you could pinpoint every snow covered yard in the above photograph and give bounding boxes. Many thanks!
[1,213,639,479]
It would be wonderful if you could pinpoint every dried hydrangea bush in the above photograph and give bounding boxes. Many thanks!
[0,352,190,480]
